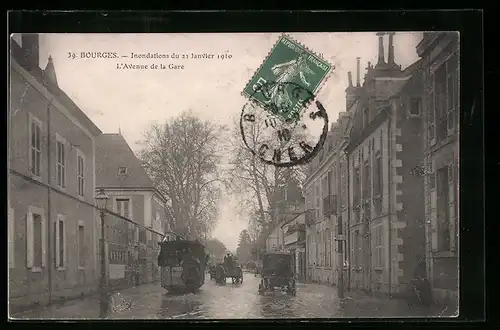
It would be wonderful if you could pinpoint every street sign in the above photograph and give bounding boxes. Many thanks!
[334,235,346,241]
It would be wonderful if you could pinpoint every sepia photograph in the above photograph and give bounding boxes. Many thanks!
[8,30,459,319]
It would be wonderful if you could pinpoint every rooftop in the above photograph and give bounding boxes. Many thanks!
[95,133,155,189]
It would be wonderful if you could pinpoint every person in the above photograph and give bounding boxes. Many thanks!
[224,253,233,267]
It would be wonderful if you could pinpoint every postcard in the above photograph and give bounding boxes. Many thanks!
[8,31,459,319]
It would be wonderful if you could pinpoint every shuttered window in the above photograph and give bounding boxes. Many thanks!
[374,226,383,269]
[27,207,46,271]
[55,215,67,269]
[78,223,86,267]
[30,116,42,177]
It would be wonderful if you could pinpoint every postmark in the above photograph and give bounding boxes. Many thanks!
[242,34,334,123]
[240,82,329,168]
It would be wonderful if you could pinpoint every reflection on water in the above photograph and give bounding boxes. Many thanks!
[157,292,204,319]
[259,292,297,318]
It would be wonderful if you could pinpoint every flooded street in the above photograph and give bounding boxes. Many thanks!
[13,272,452,320]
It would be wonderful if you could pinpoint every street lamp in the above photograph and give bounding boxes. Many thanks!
[95,188,109,318]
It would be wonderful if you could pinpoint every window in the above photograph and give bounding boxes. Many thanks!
[363,108,369,128]
[315,232,319,264]
[139,228,146,244]
[340,157,348,208]
[435,64,448,142]
[373,151,382,196]
[78,222,86,268]
[8,203,15,268]
[327,171,333,196]
[410,97,421,116]
[307,235,311,265]
[156,211,161,230]
[315,183,320,221]
[27,207,46,271]
[431,51,459,144]
[55,215,66,269]
[30,116,42,177]
[374,225,383,269]
[437,166,450,251]
[33,215,43,268]
[56,137,66,188]
[362,160,371,199]
[326,229,332,267]
[118,167,128,174]
[427,90,436,144]
[353,166,361,206]
[354,231,361,267]
[77,150,85,197]
[116,198,131,218]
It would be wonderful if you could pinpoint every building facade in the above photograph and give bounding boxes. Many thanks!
[8,34,102,311]
[280,200,306,282]
[303,107,351,286]
[95,133,167,289]
[345,32,426,297]
[416,32,459,306]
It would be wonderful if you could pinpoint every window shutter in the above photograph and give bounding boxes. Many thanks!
[55,220,60,267]
[26,212,34,268]
[64,221,68,266]
[430,160,438,251]
[448,162,457,252]
[428,88,436,147]
[41,214,47,267]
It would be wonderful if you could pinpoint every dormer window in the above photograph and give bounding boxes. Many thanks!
[118,167,128,175]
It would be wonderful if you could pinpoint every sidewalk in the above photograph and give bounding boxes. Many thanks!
[341,289,457,318]
[10,283,162,320]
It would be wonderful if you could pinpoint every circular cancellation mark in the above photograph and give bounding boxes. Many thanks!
[240,81,329,168]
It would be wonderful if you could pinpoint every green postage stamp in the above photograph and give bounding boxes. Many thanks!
[242,34,333,122]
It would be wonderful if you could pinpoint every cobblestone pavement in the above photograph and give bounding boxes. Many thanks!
[11,271,455,320]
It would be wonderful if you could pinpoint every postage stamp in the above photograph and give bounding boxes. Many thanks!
[240,81,329,168]
[242,34,334,123]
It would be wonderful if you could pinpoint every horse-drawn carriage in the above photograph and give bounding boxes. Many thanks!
[258,251,296,296]
[213,256,243,285]
[157,239,208,293]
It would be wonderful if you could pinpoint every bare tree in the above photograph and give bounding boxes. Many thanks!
[227,110,307,234]
[138,111,226,240]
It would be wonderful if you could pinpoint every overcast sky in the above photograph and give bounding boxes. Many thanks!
[37,32,422,250]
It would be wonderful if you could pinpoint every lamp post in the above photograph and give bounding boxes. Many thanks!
[95,188,110,318]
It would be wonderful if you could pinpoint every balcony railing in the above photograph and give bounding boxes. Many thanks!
[323,195,338,216]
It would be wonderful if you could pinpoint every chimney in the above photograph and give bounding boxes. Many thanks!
[43,56,58,87]
[376,32,386,65]
[347,71,353,87]
[356,57,361,87]
[388,32,396,65]
[21,34,40,69]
